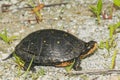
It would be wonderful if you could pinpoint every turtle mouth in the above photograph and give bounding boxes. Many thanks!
[80,43,97,59]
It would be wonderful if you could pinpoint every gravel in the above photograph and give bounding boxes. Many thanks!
[0,0,120,80]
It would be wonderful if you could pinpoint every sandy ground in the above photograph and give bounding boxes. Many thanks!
[0,0,120,80]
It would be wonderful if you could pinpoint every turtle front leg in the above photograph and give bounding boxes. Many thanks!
[73,58,82,70]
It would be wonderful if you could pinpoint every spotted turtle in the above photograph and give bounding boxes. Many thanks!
[4,29,97,71]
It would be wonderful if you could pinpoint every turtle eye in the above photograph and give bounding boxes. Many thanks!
[85,44,92,51]
[86,45,91,50]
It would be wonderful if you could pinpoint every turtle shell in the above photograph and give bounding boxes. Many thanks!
[15,29,97,67]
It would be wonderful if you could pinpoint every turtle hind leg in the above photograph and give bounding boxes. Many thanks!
[73,58,82,71]
[24,63,36,72]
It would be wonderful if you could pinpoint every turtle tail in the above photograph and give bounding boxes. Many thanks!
[2,52,13,61]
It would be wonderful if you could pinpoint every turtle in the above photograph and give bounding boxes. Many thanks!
[3,29,97,71]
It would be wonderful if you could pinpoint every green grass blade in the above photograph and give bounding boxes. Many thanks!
[89,0,102,24]
[0,30,8,43]
[115,22,120,28]
[105,40,110,51]
[0,28,18,44]
[109,26,115,39]
[110,50,117,69]
[7,35,18,43]
[113,0,120,7]
[108,22,120,37]
[4,28,7,38]
[99,41,105,49]
[24,55,34,79]
[38,68,45,76]
[27,56,34,72]
[89,5,98,15]
[0,33,7,42]
[28,0,42,20]
[13,53,25,67]
[97,0,102,14]
[65,59,75,72]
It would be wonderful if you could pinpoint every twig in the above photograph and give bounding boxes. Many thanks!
[1,0,25,12]
[44,2,68,7]
[1,2,68,12]
[0,18,41,24]
[66,69,120,75]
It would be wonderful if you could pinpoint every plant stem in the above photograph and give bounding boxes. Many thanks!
[97,14,100,24]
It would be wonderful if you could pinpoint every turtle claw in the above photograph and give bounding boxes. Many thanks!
[73,58,82,71]
[73,65,82,71]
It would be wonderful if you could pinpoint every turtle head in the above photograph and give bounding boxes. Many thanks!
[87,41,97,48]
[80,41,97,59]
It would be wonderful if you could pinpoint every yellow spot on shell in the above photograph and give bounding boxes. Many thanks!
[57,41,60,44]
[64,34,68,36]
[43,40,46,43]
[51,31,54,33]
